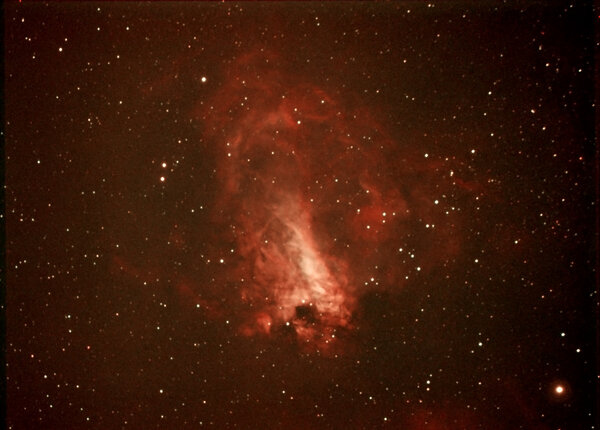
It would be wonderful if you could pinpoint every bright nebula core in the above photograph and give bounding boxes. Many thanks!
[4,2,596,429]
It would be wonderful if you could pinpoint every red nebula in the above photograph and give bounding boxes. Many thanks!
[192,50,464,353]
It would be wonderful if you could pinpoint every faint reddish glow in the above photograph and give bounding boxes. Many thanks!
[240,312,272,336]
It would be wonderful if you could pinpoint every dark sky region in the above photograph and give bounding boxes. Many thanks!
[4,1,597,429]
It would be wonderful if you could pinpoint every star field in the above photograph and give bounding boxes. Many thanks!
[4,2,597,429]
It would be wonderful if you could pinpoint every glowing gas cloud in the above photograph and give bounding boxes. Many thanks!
[193,50,463,352]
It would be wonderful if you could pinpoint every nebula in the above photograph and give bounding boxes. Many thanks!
[189,50,464,353]
[196,52,356,352]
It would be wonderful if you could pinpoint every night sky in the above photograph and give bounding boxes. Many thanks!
[4,1,597,429]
